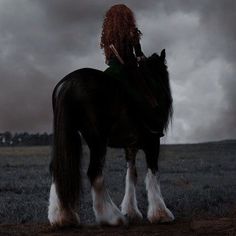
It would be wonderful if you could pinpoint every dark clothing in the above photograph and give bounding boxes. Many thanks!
[104,57,144,105]
[107,40,144,67]
[104,39,157,109]
[104,38,163,135]
[123,39,144,66]
[105,38,145,99]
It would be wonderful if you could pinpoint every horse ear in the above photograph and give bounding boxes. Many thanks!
[160,49,166,61]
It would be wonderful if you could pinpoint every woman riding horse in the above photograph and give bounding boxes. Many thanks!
[48,4,174,227]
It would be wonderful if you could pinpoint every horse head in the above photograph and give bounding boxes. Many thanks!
[147,49,167,71]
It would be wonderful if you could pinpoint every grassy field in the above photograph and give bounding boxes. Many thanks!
[0,142,235,225]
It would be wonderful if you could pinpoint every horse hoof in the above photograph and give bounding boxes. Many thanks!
[161,208,175,223]
[148,207,174,223]
[98,214,127,226]
[49,211,80,227]
[121,207,143,223]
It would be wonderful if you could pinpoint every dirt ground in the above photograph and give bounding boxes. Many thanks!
[0,217,236,236]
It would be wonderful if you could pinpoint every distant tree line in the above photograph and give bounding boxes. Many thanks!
[0,132,53,146]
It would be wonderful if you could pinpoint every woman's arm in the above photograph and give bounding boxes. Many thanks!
[130,28,146,61]
[134,41,144,57]
[134,41,146,61]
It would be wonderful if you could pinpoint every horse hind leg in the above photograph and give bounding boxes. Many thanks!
[86,137,126,226]
[121,147,143,222]
[143,137,174,223]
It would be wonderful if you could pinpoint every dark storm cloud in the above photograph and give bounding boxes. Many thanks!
[169,0,236,142]
[0,0,235,143]
[0,0,157,133]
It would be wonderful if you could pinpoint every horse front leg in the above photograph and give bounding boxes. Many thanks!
[143,137,174,223]
[87,141,126,226]
[121,147,143,221]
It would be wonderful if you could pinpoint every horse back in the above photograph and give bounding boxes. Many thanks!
[52,68,127,129]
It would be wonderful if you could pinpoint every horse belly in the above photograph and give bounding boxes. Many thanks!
[108,117,139,148]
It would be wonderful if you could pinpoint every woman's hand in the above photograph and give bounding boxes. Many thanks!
[137,55,147,62]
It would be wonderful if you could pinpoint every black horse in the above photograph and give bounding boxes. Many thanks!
[48,49,174,226]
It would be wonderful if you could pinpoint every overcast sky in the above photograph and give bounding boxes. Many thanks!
[0,0,235,143]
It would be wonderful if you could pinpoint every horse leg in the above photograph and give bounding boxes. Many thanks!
[121,147,143,221]
[143,137,174,223]
[87,138,126,225]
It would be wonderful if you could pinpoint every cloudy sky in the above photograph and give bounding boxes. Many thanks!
[0,0,235,143]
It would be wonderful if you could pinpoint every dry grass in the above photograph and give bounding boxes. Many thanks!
[0,142,235,225]
[0,146,50,158]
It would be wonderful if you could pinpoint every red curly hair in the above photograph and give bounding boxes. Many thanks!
[100,4,142,62]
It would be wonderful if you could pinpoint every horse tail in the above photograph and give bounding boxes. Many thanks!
[52,75,71,113]
[50,80,82,209]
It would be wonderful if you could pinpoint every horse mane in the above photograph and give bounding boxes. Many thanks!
[144,52,173,133]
